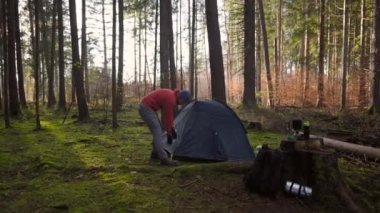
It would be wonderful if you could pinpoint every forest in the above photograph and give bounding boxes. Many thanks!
[0,0,380,212]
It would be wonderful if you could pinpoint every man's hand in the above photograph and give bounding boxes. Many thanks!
[171,128,177,139]
[167,135,173,144]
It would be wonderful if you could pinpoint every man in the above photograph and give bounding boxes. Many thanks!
[138,89,192,166]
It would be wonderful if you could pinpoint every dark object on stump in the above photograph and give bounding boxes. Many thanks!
[244,145,284,198]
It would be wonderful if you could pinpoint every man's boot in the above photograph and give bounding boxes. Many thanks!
[160,158,178,166]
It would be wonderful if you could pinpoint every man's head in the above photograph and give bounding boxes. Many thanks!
[177,90,192,105]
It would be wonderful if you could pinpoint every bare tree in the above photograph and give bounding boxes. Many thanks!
[117,0,124,110]
[205,0,226,103]
[82,0,89,102]
[111,0,117,128]
[7,0,21,116]
[189,0,196,96]
[370,0,380,113]
[257,0,274,107]
[316,0,326,108]
[15,0,27,108]
[359,0,368,109]
[48,0,57,108]
[341,0,350,110]
[168,0,176,89]
[35,0,41,129]
[69,0,89,121]
[242,0,256,108]
[153,0,158,89]
[57,0,66,111]
[1,0,10,127]
[160,0,170,88]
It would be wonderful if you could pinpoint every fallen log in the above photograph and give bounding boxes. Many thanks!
[315,135,380,159]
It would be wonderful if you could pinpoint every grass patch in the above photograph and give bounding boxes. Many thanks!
[0,107,378,211]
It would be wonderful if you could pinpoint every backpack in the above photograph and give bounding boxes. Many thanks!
[244,145,284,198]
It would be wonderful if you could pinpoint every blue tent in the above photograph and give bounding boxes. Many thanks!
[169,100,255,161]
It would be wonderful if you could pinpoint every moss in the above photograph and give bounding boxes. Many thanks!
[0,108,379,212]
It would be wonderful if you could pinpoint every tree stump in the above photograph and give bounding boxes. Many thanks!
[281,140,361,212]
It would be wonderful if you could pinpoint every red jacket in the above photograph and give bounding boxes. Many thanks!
[142,89,179,135]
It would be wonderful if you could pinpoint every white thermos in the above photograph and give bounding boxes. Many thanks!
[284,181,312,197]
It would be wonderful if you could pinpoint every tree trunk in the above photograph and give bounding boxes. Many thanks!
[242,0,256,108]
[256,11,262,105]
[168,1,176,89]
[15,0,27,108]
[341,0,350,110]
[359,0,368,109]
[69,0,89,121]
[48,0,57,108]
[188,0,191,90]
[133,14,137,85]
[303,4,311,107]
[138,10,142,84]
[102,0,108,103]
[143,5,147,94]
[7,0,21,116]
[153,0,158,90]
[205,0,226,103]
[82,0,89,103]
[57,0,66,111]
[117,0,124,110]
[160,0,170,88]
[179,0,183,90]
[223,0,231,102]
[257,0,274,107]
[111,0,117,128]
[371,0,380,113]
[1,0,10,127]
[189,0,196,96]
[275,0,282,105]
[35,0,41,129]
[316,0,326,108]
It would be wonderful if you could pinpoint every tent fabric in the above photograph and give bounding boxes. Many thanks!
[168,100,255,161]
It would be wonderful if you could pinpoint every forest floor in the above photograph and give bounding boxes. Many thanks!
[0,103,379,212]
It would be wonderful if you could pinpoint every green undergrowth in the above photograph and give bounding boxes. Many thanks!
[0,106,378,212]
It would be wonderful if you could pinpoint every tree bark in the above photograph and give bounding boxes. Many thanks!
[160,0,170,88]
[205,0,226,103]
[102,0,108,103]
[341,0,350,110]
[48,0,57,108]
[82,0,89,103]
[7,0,21,116]
[320,136,380,159]
[15,0,27,108]
[242,0,256,108]
[275,0,282,105]
[316,0,326,108]
[69,0,89,121]
[57,0,66,111]
[179,0,183,90]
[359,0,368,109]
[257,0,274,107]
[153,0,158,90]
[168,1,176,89]
[35,0,41,129]
[117,0,124,110]
[371,0,380,113]
[1,0,10,127]
[111,0,117,128]
[189,0,196,96]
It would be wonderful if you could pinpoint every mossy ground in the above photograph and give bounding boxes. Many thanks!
[0,105,379,212]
